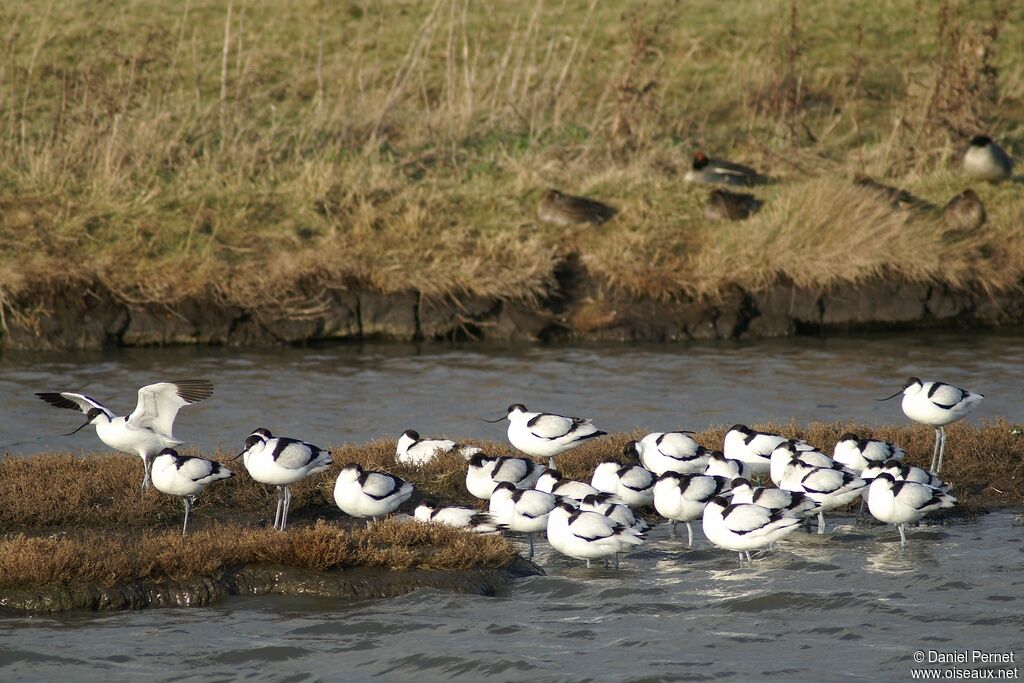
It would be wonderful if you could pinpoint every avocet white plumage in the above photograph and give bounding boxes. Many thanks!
[867,473,957,547]
[861,459,947,490]
[546,501,645,568]
[832,433,906,474]
[580,494,649,533]
[652,472,732,547]
[489,481,559,557]
[334,463,414,521]
[535,469,612,502]
[729,478,819,518]
[591,461,655,507]
[723,425,789,476]
[36,380,214,491]
[396,429,481,466]
[413,500,503,533]
[877,377,983,474]
[233,428,333,531]
[626,432,709,475]
[769,441,838,487]
[704,451,751,480]
[780,459,867,534]
[485,404,606,469]
[702,497,801,563]
[465,453,545,500]
[150,448,233,535]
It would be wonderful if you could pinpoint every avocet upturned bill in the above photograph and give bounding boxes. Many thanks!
[591,461,655,507]
[723,425,789,476]
[652,472,732,548]
[233,428,333,531]
[484,404,606,469]
[35,380,214,492]
[580,494,650,533]
[626,432,709,475]
[866,473,957,547]
[535,470,613,503]
[150,448,233,535]
[877,377,983,474]
[396,430,481,466]
[704,451,751,480]
[466,453,546,500]
[701,497,802,564]
[334,463,414,522]
[413,501,503,533]
[489,482,559,557]
[832,433,906,474]
[546,501,645,569]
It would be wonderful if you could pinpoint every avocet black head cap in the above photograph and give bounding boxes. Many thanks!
[159,447,179,457]
[468,453,493,468]
[969,135,993,147]
[401,429,420,440]
[731,477,751,489]
[837,432,859,442]
[507,404,527,415]
[729,424,752,434]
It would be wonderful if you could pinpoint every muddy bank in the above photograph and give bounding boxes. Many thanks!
[0,557,542,613]
[3,257,1022,350]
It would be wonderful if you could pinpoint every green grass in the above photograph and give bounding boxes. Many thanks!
[1,0,1022,319]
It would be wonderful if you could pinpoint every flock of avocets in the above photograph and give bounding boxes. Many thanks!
[35,376,983,566]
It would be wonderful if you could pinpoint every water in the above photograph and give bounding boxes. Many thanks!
[1,332,1021,454]
[1,333,1022,681]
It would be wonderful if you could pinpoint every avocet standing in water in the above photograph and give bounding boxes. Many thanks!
[150,448,233,535]
[234,428,333,531]
[546,501,645,569]
[485,404,606,469]
[723,425,788,476]
[877,377,983,474]
[334,463,414,522]
[866,472,957,547]
[702,497,801,564]
[535,470,609,502]
[395,430,481,466]
[35,380,214,491]
[489,482,559,558]
[626,432,709,475]
[653,472,732,548]
[591,461,655,507]
[465,453,546,500]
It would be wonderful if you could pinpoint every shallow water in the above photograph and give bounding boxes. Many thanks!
[1,332,1021,454]
[1,513,1021,682]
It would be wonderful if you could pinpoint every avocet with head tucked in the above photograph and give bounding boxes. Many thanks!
[591,461,655,507]
[877,377,983,474]
[769,441,836,487]
[626,432,709,475]
[489,482,559,558]
[465,453,545,501]
[702,497,801,564]
[396,430,481,466]
[535,470,610,502]
[546,501,645,569]
[729,478,819,518]
[867,473,957,547]
[413,501,502,534]
[580,494,649,533]
[36,380,214,492]
[485,404,606,469]
[833,433,905,474]
[653,472,732,548]
[233,428,333,531]
[334,463,413,522]
[704,451,751,480]
[723,425,789,476]
[780,457,867,534]
[150,448,233,535]
[862,459,947,490]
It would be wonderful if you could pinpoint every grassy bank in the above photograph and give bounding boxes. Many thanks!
[1,1,1023,331]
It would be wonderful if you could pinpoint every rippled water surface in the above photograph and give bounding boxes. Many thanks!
[1,334,1021,681]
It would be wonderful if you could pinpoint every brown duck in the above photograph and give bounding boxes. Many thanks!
[943,189,986,231]
[704,189,763,221]
[537,189,617,226]
[853,174,933,211]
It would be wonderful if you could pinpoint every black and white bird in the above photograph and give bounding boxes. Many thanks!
[769,441,838,487]
[832,433,906,474]
[465,453,545,501]
[485,404,606,469]
[625,432,709,475]
[334,463,414,522]
[591,461,655,507]
[723,425,789,476]
[413,501,503,534]
[701,497,801,564]
[150,448,233,535]
[963,135,1013,182]
[546,501,645,569]
[489,482,559,558]
[652,472,733,548]
[535,469,612,503]
[703,451,751,480]
[729,478,820,518]
[877,377,983,474]
[684,150,763,187]
[580,494,649,533]
[866,473,957,547]
[232,428,333,531]
[779,459,867,534]
[861,459,948,491]
[35,380,214,492]
[396,430,481,466]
